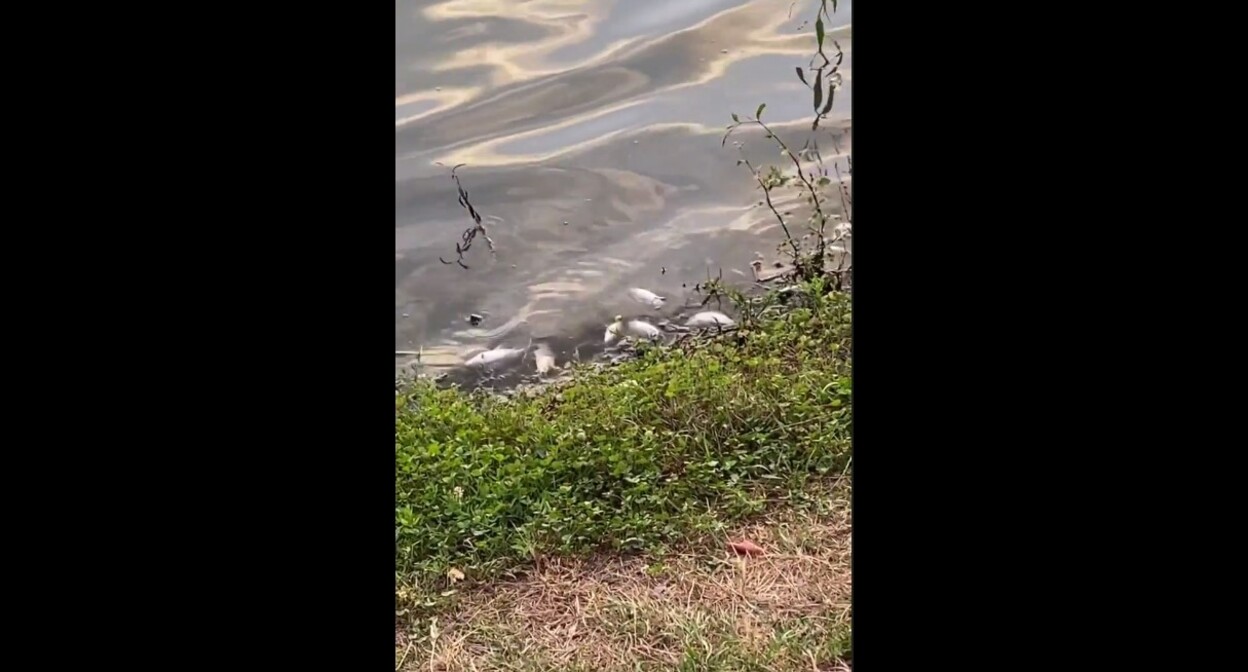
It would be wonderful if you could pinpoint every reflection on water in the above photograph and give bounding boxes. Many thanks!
[396,0,852,375]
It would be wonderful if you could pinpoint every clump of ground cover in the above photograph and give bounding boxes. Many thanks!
[396,281,852,611]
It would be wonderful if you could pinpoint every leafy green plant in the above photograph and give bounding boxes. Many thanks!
[723,0,851,290]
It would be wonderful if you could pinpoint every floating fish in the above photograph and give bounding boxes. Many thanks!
[627,287,666,309]
[626,320,661,341]
[604,315,625,345]
[465,346,526,368]
[534,344,557,374]
[686,311,735,328]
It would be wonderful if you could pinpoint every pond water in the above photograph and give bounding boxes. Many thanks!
[396,0,852,376]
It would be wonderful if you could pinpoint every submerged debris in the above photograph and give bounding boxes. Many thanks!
[751,260,796,283]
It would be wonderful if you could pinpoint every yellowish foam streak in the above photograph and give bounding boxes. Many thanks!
[426,2,848,164]
[430,94,851,168]
[394,87,483,128]
[424,0,631,87]
[423,0,594,22]
[434,121,721,168]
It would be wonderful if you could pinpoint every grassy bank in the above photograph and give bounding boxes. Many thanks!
[396,485,851,671]
[395,282,853,613]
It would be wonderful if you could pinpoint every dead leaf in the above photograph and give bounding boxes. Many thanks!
[728,539,766,556]
[447,567,465,584]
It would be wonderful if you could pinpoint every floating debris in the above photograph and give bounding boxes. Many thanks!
[456,316,527,343]
[750,260,795,282]
[468,313,483,326]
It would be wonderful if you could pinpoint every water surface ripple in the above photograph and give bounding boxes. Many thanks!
[396,0,852,374]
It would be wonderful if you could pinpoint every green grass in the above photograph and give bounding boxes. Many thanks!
[395,282,852,607]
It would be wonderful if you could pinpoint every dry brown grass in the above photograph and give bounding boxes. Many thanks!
[396,486,851,671]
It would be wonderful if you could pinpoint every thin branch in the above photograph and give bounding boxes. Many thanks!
[434,163,497,270]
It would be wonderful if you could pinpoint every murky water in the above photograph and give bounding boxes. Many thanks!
[396,0,851,376]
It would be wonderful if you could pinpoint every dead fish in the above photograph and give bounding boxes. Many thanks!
[626,320,661,341]
[534,344,557,374]
[465,346,526,368]
[686,311,735,328]
[604,315,625,345]
[627,287,666,309]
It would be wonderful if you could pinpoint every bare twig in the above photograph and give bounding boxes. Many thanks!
[724,115,837,279]
[435,163,497,270]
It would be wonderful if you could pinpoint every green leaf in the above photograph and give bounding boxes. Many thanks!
[812,69,824,113]
[821,84,836,116]
[816,15,825,51]
[755,103,766,119]
[731,113,740,123]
